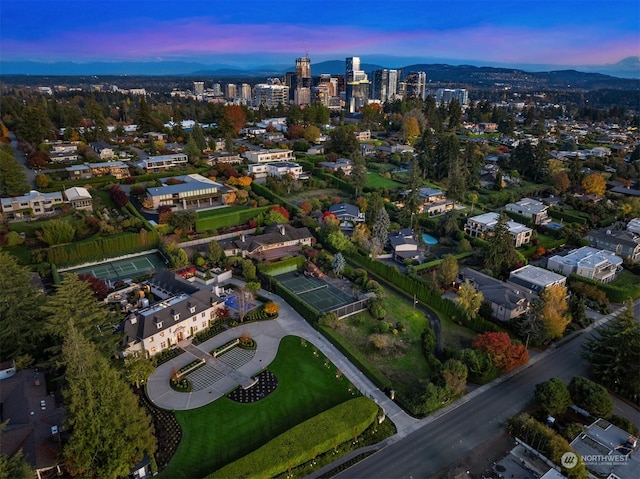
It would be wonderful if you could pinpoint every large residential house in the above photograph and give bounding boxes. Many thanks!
[123,287,223,357]
[243,149,296,163]
[505,198,550,225]
[203,152,243,165]
[145,174,230,211]
[317,158,352,176]
[627,217,640,235]
[507,265,567,293]
[220,223,313,261]
[387,228,421,262]
[49,142,79,163]
[458,268,533,322]
[1,190,64,220]
[329,203,365,230]
[464,212,533,247]
[248,162,308,181]
[90,141,115,160]
[140,153,189,173]
[586,228,640,263]
[64,186,93,211]
[547,246,623,283]
[66,161,130,180]
[417,188,455,215]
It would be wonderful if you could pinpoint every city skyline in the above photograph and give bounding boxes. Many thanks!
[1,0,639,71]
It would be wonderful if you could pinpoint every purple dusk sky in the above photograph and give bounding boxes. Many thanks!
[1,0,638,67]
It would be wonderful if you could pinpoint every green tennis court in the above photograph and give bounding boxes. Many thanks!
[275,271,355,312]
[64,251,168,283]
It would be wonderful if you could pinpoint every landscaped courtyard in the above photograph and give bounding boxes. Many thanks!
[157,335,359,479]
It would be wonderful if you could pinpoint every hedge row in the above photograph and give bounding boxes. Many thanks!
[47,229,160,267]
[209,397,378,479]
[251,182,301,216]
[310,167,356,195]
[195,205,270,232]
[45,174,118,192]
[257,256,305,276]
[568,273,640,303]
[350,253,501,333]
[124,202,154,231]
[413,252,473,272]
[549,207,588,225]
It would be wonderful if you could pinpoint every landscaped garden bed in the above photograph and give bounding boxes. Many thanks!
[153,346,184,366]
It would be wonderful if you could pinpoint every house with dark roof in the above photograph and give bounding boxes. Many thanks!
[225,223,313,261]
[458,268,534,322]
[329,203,365,230]
[387,228,422,263]
[587,228,640,263]
[122,285,222,357]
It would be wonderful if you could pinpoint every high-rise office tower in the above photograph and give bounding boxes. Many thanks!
[240,83,252,101]
[225,83,237,99]
[435,88,468,105]
[371,69,399,102]
[405,72,427,100]
[294,55,312,105]
[345,56,369,113]
[193,81,205,96]
[211,83,223,96]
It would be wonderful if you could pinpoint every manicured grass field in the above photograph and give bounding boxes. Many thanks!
[610,269,640,300]
[157,335,355,479]
[196,204,250,219]
[364,172,403,190]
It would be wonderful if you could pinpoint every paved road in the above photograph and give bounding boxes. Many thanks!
[333,305,640,479]
[9,131,37,188]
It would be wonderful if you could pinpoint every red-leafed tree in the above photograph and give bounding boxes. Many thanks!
[269,205,290,220]
[224,105,247,135]
[472,332,529,372]
[299,201,313,214]
[78,274,109,300]
[109,185,129,208]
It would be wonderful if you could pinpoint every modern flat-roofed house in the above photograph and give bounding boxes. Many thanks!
[140,153,189,173]
[464,212,533,247]
[547,246,623,283]
[123,287,223,357]
[507,265,566,293]
[586,228,640,263]
[243,149,295,163]
[145,174,229,211]
[203,152,242,165]
[417,187,455,215]
[88,161,130,179]
[627,217,640,235]
[0,190,64,220]
[317,158,352,176]
[458,267,533,322]
[49,142,79,163]
[505,198,550,225]
[248,161,308,181]
[64,186,93,211]
[66,163,93,180]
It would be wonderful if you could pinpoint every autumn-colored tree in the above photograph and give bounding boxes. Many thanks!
[299,201,313,214]
[401,116,420,144]
[35,173,49,188]
[472,332,529,372]
[109,185,129,208]
[222,191,237,205]
[552,171,571,192]
[264,301,279,316]
[581,172,606,196]
[540,284,570,340]
[224,105,247,134]
[78,274,109,300]
[268,205,290,221]
[437,254,459,289]
[455,280,483,318]
[286,124,305,140]
[28,150,50,168]
[303,125,321,143]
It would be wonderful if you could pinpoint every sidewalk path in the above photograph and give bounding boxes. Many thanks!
[145,279,418,433]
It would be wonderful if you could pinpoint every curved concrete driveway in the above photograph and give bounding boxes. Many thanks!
[146,279,418,432]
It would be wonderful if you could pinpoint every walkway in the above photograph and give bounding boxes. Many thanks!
[145,278,417,433]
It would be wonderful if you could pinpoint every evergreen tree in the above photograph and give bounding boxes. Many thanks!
[433,134,459,181]
[365,192,384,230]
[371,206,390,255]
[191,122,208,151]
[483,212,520,277]
[583,302,640,404]
[62,326,156,478]
[184,137,201,162]
[135,97,154,133]
[402,158,423,226]
[350,154,367,197]
[0,149,30,196]
[0,252,45,362]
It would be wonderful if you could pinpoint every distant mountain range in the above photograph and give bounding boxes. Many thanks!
[1,57,639,88]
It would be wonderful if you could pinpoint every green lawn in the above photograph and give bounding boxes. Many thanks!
[196,204,250,219]
[364,172,403,190]
[8,215,85,237]
[157,336,355,479]
[610,269,640,300]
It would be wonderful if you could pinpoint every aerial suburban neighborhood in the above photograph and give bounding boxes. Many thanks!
[1,3,639,479]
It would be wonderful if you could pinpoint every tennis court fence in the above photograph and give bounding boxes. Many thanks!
[329,298,369,319]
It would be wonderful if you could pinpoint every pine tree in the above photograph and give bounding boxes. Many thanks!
[483,213,520,277]
[371,206,390,255]
[62,326,156,478]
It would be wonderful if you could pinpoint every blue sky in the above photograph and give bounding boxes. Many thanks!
[1,0,638,68]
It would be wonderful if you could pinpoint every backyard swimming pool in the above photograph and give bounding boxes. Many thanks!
[422,233,439,245]
[546,222,565,230]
